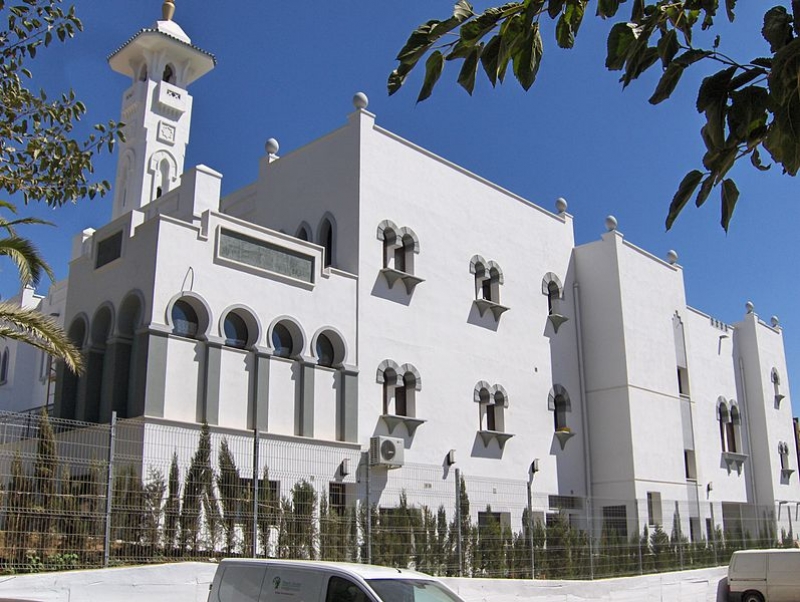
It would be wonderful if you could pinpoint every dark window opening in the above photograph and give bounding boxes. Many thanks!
[272,323,294,358]
[316,334,335,367]
[223,313,248,348]
[95,231,123,269]
[172,300,199,338]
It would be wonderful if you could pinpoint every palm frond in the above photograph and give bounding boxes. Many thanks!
[0,235,55,286]
[0,302,83,374]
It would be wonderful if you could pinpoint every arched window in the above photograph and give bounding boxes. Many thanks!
[779,442,790,470]
[316,333,334,367]
[378,361,420,417]
[727,405,740,453]
[296,224,310,242]
[320,218,334,268]
[476,383,507,432]
[223,312,249,349]
[718,402,729,452]
[172,300,199,338]
[271,322,294,358]
[554,395,568,431]
[470,257,503,304]
[547,281,560,315]
[162,63,175,84]
[0,348,8,384]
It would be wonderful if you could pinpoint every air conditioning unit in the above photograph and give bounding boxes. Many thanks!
[369,436,404,468]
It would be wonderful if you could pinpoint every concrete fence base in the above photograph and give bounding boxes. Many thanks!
[0,562,729,602]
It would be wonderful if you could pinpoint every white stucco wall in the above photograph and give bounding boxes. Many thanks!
[0,562,729,602]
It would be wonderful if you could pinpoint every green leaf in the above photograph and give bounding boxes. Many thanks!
[695,175,714,207]
[512,22,543,90]
[656,29,679,68]
[649,61,685,104]
[725,0,736,22]
[665,170,703,230]
[555,14,574,48]
[597,0,621,19]
[461,4,519,44]
[480,35,502,86]
[696,67,737,114]
[720,178,739,231]
[762,6,793,53]
[750,147,771,172]
[457,45,482,94]
[417,51,444,103]
[605,22,635,70]
[727,86,769,140]
[547,0,566,19]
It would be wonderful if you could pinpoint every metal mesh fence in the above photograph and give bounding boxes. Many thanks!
[0,409,794,576]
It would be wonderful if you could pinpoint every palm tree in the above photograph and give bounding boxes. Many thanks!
[0,201,82,373]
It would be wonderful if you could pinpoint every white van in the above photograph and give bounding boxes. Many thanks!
[727,549,800,602]
[207,559,466,602]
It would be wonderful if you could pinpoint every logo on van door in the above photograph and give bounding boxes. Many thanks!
[273,577,281,590]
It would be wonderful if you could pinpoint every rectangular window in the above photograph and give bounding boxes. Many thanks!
[684,449,697,480]
[95,231,123,268]
[478,510,511,531]
[485,404,497,431]
[219,228,315,283]
[548,495,583,511]
[677,367,690,396]
[689,517,701,543]
[602,505,628,539]
[329,482,349,516]
[647,492,662,527]
[395,386,407,416]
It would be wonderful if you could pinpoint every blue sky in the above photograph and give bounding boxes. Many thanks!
[4,1,799,413]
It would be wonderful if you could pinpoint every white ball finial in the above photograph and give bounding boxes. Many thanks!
[555,197,568,214]
[265,138,279,155]
[745,301,754,314]
[605,215,618,232]
[666,250,678,265]
[771,315,780,327]
[353,92,369,110]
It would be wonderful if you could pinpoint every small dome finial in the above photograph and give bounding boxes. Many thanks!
[555,197,568,214]
[353,92,369,110]
[771,315,780,328]
[605,215,618,232]
[265,138,280,156]
[666,250,678,265]
[162,0,176,21]
[745,301,754,314]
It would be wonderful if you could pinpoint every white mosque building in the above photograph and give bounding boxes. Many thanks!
[1,2,799,543]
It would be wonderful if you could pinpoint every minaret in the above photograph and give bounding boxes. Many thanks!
[107,0,215,220]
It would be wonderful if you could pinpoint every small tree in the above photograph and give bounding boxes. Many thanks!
[163,453,180,553]
[180,423,213,553]
[217,438,240,554]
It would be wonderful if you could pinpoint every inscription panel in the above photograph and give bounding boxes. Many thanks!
[219,229,314,283]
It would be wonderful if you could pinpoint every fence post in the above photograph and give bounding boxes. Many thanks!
[455,468,462,577]
[103,411,117,568]
[635,499,643,575]
[252,426,259,557]
[710,502,718,565]
[586,497,594,580]
[364,452,372,565]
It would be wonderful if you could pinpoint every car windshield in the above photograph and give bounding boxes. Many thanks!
[366,579,464,602]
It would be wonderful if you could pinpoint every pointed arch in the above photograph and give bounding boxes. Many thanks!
[317,213,337,268]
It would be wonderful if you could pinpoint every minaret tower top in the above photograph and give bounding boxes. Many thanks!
[106,1,216,220]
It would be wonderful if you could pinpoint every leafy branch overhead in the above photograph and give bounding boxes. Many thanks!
[389,1,799,231]
[0,0,124,206]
